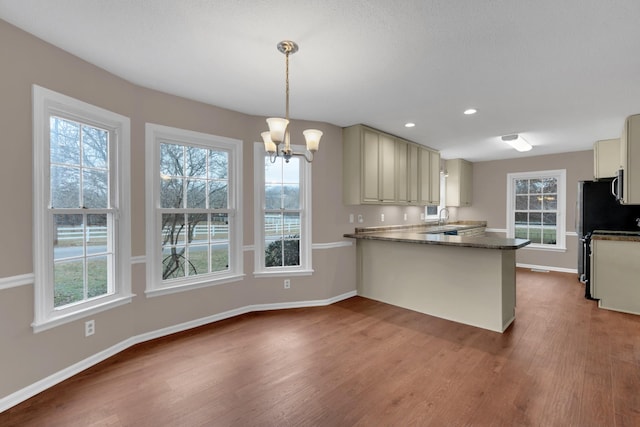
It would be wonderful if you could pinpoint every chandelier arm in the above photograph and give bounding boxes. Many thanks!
[290,150,314,163]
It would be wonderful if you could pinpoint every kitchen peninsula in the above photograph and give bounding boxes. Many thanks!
[344,223,530,332]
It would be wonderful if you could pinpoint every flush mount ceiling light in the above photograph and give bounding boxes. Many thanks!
[501,134,532,152]
[463,108,477,115]
[405,122,416,128]
[261,40,322,163]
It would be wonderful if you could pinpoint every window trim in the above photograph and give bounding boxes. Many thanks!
[506,169,566,251]
[32,85,133,333]
[145,123,244,297]
[253,142,313,277]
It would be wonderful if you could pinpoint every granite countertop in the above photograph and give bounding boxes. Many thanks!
[344,222,530,250]
[591,230,640,242]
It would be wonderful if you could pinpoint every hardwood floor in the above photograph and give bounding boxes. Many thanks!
[2,269,640,426]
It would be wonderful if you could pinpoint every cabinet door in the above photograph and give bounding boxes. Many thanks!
[593,139,620,179]
[396,140,408,203]
[621,115,640,204]
[591,239,640,314]
[460,160,473,206]
[408,144,419,204]
[362,129,380,203]
[418,148,431,205]
[379,134,396,202]
[429,151,440,205]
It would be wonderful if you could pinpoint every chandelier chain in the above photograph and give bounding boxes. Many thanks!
[285,50,290,121]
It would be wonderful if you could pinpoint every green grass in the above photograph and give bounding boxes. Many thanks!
[515,228,556,244]
[54,258,108,307]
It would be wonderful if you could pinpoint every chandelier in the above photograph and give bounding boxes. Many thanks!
[261,40,322,163]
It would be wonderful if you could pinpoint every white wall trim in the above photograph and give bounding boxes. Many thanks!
[517,263,578,274]
[131,256,146,265]
[0,273,35,290]
[243,245,255,252]
[312,241,353,250]
[0,290,357,412]
[486,228,577,237]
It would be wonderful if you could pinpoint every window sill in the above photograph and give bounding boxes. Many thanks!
[145,274,245,298]
[253,269,314,278]
[32,294,135,333]
[522,245,567,253]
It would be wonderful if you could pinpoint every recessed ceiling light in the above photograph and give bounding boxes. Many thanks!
[463,108,477,115]
[405,122,416,128]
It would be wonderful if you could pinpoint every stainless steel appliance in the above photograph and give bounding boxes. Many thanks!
[577,179,640,299]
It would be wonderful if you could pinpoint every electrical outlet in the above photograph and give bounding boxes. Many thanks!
[420,213,425,220]
[284,279,291,289]
[349,214,354,223]
[381,213,385,222]
[85,319,95,337]
[404,213,408,221]
[357,214,364,223]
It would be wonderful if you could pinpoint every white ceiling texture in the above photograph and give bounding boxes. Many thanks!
[2,0,640,161]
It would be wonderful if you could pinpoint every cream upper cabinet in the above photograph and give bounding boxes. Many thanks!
[619,114,640,204]
[343,125,395,204]
[593,138,620,179]
[418,147,440,205]
[445,158,473,207]
[343,124,439,205]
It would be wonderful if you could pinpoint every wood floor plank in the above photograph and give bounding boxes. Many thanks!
[2,269,640,426]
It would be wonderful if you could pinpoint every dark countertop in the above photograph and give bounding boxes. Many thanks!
[591,230,640,242]
[344,222,530,250]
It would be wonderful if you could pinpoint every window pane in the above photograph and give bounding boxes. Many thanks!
[160,143,183,177]
[161,178,184,208]
[51,165,80,208]
[515,195,528,210]
[529,195,542,210]
[162,213,186,246]
[187,213,208,245]
[186,146,207,177]
[265,157,283,183]
[86,214,108,255]
[515,227,528,239]
[282,237,300,266]
[543,229,557,244]
[209,181,228,209]
[211,213,229,240]
[186,179,207,209]
[542,178,557,194]
[543,195,557,210]
[515,179,528,194]
[54,259,84,307]
[187,245,208,276]
[87,255,108,298]
[543,213,557,226]
[529,179,543,194]
[50,117,80,165]
[514,212,527,226]
[162,246,186,280]
[282,158,300,184]
[211,243,229,272]
[283,212,301,235]
[82,125,108,169]
[265,185,282,209]
[54,214,84,260]
[283,185,300,210]
[209,150,228,179]
[529,212,542,225]
[83,169,108,208]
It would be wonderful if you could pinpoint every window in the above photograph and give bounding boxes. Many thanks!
[32,85,132,332]
[145,124,243,296]
[254,143,312,276]
[507,169,566,250]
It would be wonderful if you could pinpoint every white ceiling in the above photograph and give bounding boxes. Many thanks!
[2,0,640,161]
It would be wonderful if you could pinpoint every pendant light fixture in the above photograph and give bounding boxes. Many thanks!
[261,40,322,163]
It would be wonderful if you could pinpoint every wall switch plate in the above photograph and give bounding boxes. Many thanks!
[404,213,408,221]
[284,279,291,289]
[357,214,364,223]
[381,213,385,222]
[420,213,425,220]
[85,320,95,337]
[349,214,354,223]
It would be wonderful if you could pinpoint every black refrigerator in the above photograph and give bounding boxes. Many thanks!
[577,179,640,298]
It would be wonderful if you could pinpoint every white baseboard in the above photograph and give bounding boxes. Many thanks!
[0,290,357,413]
[516,263,578,274]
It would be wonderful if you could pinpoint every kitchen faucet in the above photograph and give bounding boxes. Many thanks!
[438,208,450,226]
[636,217,640,227]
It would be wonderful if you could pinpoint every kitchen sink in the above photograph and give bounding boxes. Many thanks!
[420,225,461,234]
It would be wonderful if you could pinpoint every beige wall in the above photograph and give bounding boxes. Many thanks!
[454,150,594,271]
[0,19,362,400]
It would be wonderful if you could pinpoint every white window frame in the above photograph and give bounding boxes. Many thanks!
[32,85,132,333]
[506,169,567,251]
[145,124,243,297]
[253,143,313,277]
